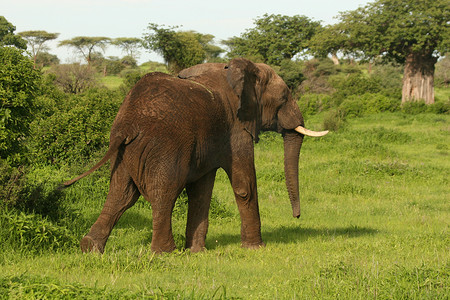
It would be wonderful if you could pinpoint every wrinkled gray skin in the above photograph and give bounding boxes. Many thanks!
[64,58,309,253]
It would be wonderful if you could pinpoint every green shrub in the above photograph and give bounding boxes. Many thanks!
[119,69,145,95]
[29,88,122,166]
[322,109,346,132]
[401,101,428,115]
[339,93,400,118]
[332,73,382,105]
[276,59,305,91]
[0,160,70,220]
[298,94,332,115]
[0,47,42,165]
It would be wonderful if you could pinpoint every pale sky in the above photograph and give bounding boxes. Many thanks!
[2,0,372,63]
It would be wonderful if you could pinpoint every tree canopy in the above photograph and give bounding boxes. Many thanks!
[143,24,223,73]
[224,14,321,65]
[58,36,111,65]
[336,0,449,63]
[0,16,27,49]
[18,30,59,67]
[112,37,143,60]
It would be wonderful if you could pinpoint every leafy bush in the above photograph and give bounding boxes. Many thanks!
[401,99,450,115]
[275,59,305,91]
[298,93,333,115]
[119,69,145,95]
[371,61,403,99]
[29,88,122,166]
[0,160,70,220]
[0,47,42,165]
[339,93,400,117]
[331,73,383,105]
[322,109,346,131]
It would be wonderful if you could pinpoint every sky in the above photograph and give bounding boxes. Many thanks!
[2,0,372,64]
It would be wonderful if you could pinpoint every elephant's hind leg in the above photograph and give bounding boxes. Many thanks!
[185,170,217,252]
[81,163,140,253]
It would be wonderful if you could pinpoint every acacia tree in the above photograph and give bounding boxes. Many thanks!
[58,36,111,65]
[223,14,321,65]
[336,0,449,104]
[112,37,142,60]
[18,30,59,68]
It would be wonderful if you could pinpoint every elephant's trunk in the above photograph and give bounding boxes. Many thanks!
[283,131,303,218]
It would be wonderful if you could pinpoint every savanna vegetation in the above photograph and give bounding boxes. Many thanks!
[1,0,449,297]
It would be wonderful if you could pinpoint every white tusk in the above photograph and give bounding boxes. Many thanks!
[295,126,329,137]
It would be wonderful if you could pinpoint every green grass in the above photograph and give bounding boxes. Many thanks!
[1,112,449,299]
[99,75,124,89]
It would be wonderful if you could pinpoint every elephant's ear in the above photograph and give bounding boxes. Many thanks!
[226,58,261,142]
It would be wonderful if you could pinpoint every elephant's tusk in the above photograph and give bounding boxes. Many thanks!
[295,126,329,137]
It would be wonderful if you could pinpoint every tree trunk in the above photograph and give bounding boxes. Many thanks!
[331,52,340,65]
[402,52,437,105]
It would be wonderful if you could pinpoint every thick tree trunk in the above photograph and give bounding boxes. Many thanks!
[402,53,437,105]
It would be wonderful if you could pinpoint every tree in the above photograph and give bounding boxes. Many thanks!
[0,16,27,49]
[336,0,449,104]
[18,30,59,68]
[309,24,349,65]
[0,47,42,164]
[223,14,321,65]
[143,24,222,73]
[58,36,111,65]
[112,37,142,60]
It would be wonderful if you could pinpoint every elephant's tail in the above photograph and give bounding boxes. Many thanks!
[58,137,127,189]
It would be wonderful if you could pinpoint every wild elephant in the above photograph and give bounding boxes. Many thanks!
[62,58,328,253]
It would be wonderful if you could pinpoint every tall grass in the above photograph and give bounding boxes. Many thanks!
[1,112,449,299]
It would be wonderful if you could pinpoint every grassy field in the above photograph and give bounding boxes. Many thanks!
[1,112,449,299]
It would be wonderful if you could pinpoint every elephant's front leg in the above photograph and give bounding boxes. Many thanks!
[226,136,264,249]
[185,170,217,252]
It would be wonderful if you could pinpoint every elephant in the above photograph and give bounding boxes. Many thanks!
[62,58,328,253]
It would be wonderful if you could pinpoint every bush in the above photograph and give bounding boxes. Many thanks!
[371,61,403,99]
[339,93,400,117]
[322,109,346,132]
[298,94,333,115]
[0,47,42,165]
[0,160,68,220]
[35,52,59,68]
[275,60,305,91]
[46,63,97,94]
[29,88,122,166]
[332,73,383,105]
[401,99,450,115]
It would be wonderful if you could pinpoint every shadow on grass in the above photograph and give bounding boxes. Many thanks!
[208,225,379,249]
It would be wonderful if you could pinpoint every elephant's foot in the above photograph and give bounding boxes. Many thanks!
[80,235,105,254]
[150,240,177,253]
[242,241,266,250]
[187,244,206,253]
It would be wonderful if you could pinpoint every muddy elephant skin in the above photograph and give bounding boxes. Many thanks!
[63,58,327,253]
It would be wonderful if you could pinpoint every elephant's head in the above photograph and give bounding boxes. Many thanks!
[225,58,328,218]
[180,58,328,218]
